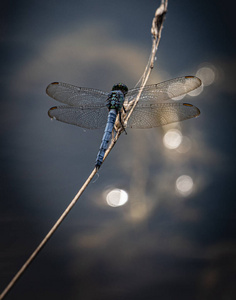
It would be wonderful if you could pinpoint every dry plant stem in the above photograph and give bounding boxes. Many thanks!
[0,168,97,300]
[0,1,168,299]
[103,0,168,163]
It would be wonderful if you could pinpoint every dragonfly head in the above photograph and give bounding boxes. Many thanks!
[112,83,128,95]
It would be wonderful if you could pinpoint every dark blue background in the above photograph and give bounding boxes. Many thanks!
[1,1,236,299]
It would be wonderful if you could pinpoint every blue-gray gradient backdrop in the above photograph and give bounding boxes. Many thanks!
[1,0,235,299]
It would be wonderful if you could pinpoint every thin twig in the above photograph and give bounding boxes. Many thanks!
[103,0,168,162]
[0,168,97,300]
[0,1,168,299]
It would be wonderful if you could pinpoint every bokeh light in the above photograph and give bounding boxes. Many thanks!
[167,83,186,100]
[196,65,215,86]
[176,175,194,196]
[163,129,182,149]
[106,189,129,207]
[171,94,186,101]
[188,84,204,97]
[176,136,192,153]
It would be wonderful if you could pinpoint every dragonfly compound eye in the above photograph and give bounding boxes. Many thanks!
[112,83,128,95]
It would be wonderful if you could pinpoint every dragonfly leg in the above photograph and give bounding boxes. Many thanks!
[119,111,127,135]
[112,128,117,139]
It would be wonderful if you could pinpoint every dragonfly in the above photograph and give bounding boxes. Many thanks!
[46,76,201,169]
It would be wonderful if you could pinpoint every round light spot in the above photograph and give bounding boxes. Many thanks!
[167,83,186,100]
[176,136,192,153]
[163,129,182,149]
[188,84,203,97]
[171,94,186,101]
[176,175,194,196]
[106,189,128,207]
[196,66,215,86]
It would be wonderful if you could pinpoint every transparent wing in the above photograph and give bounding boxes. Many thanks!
[127,103,200,128]
[46,82,109,106]
[47,77,201,130]
[126,76,202,105]
[48,106,108,129]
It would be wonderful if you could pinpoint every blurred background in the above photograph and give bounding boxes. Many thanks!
[1,0,236,299]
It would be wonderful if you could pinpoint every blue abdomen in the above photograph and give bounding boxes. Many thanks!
[95,110,117,169]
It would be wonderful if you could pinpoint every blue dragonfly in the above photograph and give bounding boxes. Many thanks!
[46,76,201,169]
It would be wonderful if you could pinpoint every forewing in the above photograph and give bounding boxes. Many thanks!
[126,76,202,105]
[46,82,108,106]
[127,103,200,128]
[48,106,108,129]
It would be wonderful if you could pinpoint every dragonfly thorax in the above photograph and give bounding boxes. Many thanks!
[106,90,125,112]
[112,83,128,95]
